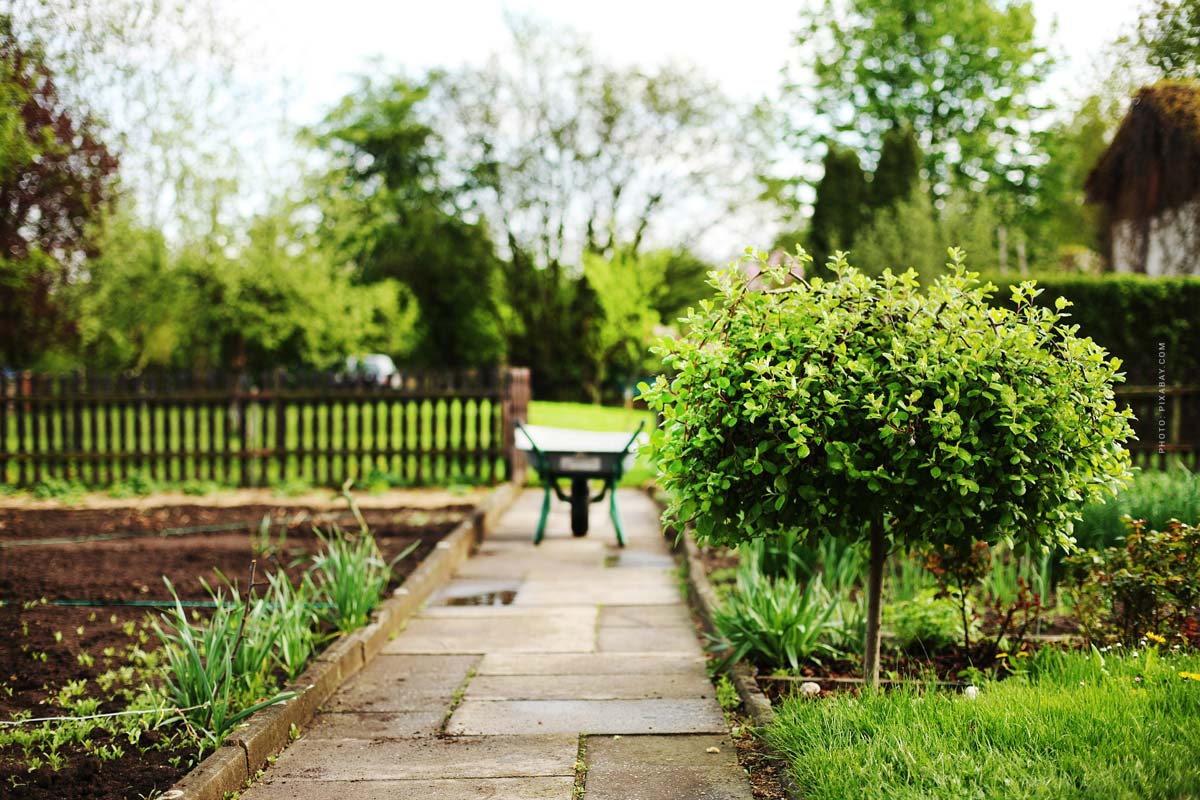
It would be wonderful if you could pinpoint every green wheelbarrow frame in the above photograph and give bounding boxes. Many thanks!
[516,420,646,547]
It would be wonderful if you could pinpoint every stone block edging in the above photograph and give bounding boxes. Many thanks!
[164,482,523,800]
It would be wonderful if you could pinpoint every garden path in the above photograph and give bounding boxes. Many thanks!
[241,488,753,800]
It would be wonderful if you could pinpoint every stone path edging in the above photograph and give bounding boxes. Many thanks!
[679,525,803,800]
[164,482,522,800]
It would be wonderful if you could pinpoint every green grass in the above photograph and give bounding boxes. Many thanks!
[526,400,653,433]
[1076,465,1200,550]
[765,647,1200,800]
[526,401,657,487]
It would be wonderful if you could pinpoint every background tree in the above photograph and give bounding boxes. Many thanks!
[3,0,257,238]
[428,17,763,397]
[310,77,507,368]
[0,23,118,367]
[79,207,419,372]
[579,247,709,401]
[849,189,940,280]
[643,249,1133,684]
[790,0,1051,200]
[1138,0,1200,78]
[868,126,921,214]
[1026,95,1116,265]
[808,144,867,269]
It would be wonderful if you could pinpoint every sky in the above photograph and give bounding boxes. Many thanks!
[238,0,1143,127]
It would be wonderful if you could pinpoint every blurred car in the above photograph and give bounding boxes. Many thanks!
[343,354,400,387]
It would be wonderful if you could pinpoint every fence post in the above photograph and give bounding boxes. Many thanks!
[274,374,288,485]
[0,371,7,485]
[501,367,530,483]
[235,379,250,487]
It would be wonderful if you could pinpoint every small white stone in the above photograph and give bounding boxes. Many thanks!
[800,681,821,697]
[964,685,979,700]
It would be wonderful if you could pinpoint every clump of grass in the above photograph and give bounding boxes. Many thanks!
[308,524,414,633]
[179,479,222,496]
[1076,465,1200,550]
[264,569,320,681]
[107,470,159,498]
[151,573,291,755]
[30,477,86,503]
[272,477,313,498]
[765,647,1200,800]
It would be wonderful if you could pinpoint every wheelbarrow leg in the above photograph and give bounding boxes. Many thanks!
[533,481,552,545]
[609,480,625,548]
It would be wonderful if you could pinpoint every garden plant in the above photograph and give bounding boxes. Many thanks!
[644,247,1135,683]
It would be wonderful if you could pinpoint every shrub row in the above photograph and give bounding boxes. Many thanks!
[983,272,1200,386]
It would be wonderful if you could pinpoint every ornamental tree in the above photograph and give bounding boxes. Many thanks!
[643,249,1134,684]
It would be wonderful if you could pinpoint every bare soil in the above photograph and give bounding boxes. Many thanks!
[0,502,469,800]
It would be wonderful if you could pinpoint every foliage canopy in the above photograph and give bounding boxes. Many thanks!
[644,249,1134,554]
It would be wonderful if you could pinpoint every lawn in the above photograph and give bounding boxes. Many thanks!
[765,647,1200,800]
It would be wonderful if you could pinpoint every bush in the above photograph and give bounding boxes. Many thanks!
[889,591,968,654]
[1067,517,1200,647]
[30,477,85,501]
[644,248,1134,682]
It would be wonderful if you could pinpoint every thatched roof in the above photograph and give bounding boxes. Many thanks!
[1085,80,1200,220]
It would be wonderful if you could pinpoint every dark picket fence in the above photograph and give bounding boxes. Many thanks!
[1118,384,1200,471]
[0,367,531,488]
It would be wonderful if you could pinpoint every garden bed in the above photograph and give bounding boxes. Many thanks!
[682,523,1200,799]
[0,500,471,799]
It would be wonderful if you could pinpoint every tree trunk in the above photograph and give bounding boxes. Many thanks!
[862,515,888,687]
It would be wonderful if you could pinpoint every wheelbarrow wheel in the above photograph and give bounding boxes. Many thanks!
[570,478,590,537]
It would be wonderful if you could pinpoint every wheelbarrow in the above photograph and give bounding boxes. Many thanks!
[515,420,647,547]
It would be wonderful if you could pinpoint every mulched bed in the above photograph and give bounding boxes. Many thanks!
[0,502,470,800]
[730,721,793,800]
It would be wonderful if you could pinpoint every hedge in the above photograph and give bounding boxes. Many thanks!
[982,272,1200,386]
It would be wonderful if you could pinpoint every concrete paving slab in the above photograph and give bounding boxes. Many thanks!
[230,488,753,800]
[465,673,714,701]
[447,698,728,735]
[242,777,574,800]
[586,764,755,798]
[260,734,578,781]
[599,605,694,628]
[523,566,674,583]
[597,625,702,654]
[478,538,608,555]
[588,733,742,769]
[584,734,755,800]
[383,608,597,654]
[323,654,478,712]
[303,710,445,739]
[606,550,678,568]
[476,652,708,676]
[418,605,587,618]
[513,581,681,607]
